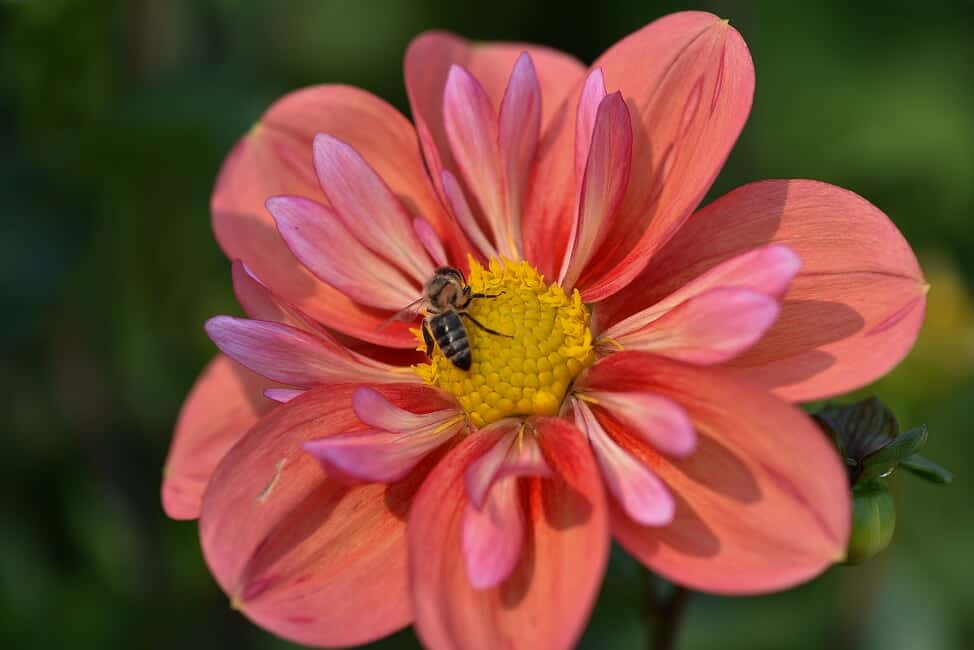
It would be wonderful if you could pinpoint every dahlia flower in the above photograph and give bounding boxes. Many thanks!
[162,11,926,649]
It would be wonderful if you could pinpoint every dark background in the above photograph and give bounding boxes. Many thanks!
[2,1,972,648]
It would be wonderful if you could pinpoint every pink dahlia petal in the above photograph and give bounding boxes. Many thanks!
[441,169,497,260]
[312,134,434,281]
[268,195,419,311]
[464,420,552,509]
[410,417,608,650]
[162,355,274,520]
[264,388,304,403]
[231,260,326,335]
[575,12,754,301]
[574,389,696,458]
[588,352,850,594]
[573,399,675,527]
[211,85,451,347]
[405,31,585,201]
[304,387,465,483]
[413,217,448,267]
[443,64,513,256]
[462,474,525,591]
[560,92,633,289]
[574,68,607,188]
[603,179,926,401]
[596,244,800,334]
[200,384,435,647]
[605,287,781,365]
[498,52,542,256]
[205,316,408,388]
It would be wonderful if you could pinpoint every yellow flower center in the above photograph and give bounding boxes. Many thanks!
[413,258,594,428]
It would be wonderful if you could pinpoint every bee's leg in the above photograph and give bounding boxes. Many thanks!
[470,291,503,300]
[422,320,436,356]
[461,313,513,338]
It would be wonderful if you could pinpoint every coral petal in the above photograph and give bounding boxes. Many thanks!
[574,400,674,526]
[162,355,274,520]
[586,352,850,594]
[200,384,435,646]
[574,68,607,187]
[600,179,926,400]
[211,85,448,347]
[410,417,608,650]
[581,13,755,300]
[610,288,781,365]
[442,170,497,259]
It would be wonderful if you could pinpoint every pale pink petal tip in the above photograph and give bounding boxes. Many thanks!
[574,399,674,526]
[462,477,524,590]
[311,133,433,281]
[204,315,400,387]
[606,288,781,365]
[583,390,696,457]
[460,424,552,589]
[266,195,418,311]
[264,388,305,403]
[304,387,465,483]
[413,218,448,266]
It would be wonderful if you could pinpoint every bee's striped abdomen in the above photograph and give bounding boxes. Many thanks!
[429,310,471,370]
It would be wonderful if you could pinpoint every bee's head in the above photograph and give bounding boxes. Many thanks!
[425,267,466,310]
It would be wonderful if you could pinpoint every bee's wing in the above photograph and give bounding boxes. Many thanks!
[377,296,427,331]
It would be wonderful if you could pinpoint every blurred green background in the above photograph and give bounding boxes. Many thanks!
[1,1,971,648]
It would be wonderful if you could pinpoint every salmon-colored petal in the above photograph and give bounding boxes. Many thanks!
[405,31,585,202]
[607,288,781,365]
[200,383,436,647]
[573,399,675,527]
[600,180,926,401]
[560,92,633,289]
[575,389,696,458]
[205,316,409,388]
[587,352,850,594]
[410,417,608,650]
[211,85,451,347]
[162,355,275,520]
[268,195,419,311]
[312,134,434,281]
[530,12,754,299]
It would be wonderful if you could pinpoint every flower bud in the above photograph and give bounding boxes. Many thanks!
[845,482,896,564]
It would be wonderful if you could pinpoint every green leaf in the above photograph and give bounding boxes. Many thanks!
[859,425,928,483]
[900,453,954,484]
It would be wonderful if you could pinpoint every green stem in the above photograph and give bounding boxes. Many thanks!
[647,574,691,650]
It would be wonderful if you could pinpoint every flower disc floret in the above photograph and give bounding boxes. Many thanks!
[415,258,594,427]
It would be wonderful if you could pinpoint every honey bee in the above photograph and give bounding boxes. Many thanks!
[388,267,509,370]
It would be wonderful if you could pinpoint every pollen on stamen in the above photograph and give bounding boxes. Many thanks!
[413,258,594,428]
